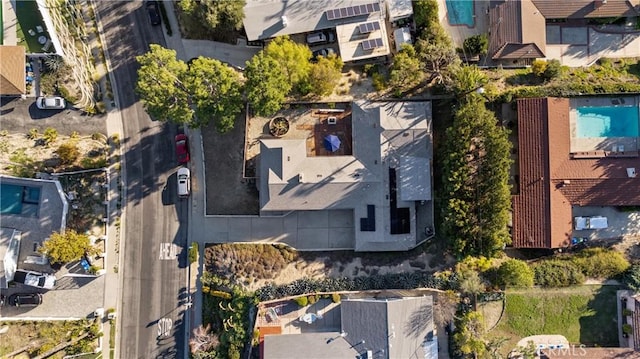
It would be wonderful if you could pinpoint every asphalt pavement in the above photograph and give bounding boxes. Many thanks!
[94,1,188,358]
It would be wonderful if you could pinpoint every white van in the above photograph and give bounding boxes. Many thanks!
[177,167,190,198]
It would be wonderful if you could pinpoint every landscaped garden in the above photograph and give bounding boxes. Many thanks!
[487,285,621,355]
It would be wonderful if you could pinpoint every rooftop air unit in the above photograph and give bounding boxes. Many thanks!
[327,116,337,125]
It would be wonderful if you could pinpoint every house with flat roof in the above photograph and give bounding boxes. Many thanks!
[488,0,640,65]
[262,296,437,359]
[512,96,640,248]
[243,0,414,62]
[0,175,68,284]
[258,101,433,251]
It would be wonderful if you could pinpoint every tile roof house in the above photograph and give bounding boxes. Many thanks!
[512,97,640,248]
[488,0,640,63]
[262,296,437,359]
[259,101,433,251]
[0,45,26,95]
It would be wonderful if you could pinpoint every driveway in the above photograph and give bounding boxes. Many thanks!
[0,97,106,136]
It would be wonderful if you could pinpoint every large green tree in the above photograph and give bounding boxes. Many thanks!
[136,45,243,131]
[442,97,512,257]
[178,0,245,32]
[245,51,291,116]
[263,36,312,91]
[39,230,92,264]
[307,54,343,96]
[389,44,423,92]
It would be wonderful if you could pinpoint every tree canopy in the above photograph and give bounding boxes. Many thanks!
[441,97,512,258]
[389,44,423,92]
[39,230,92,264]
[136,45,243,131]
[306,54,343,96]
[245,51,291,117]
[178,0,245,32]
[263,36,312,90]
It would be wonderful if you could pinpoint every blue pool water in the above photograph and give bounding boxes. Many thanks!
[1,184,25,214]
[576,106,639,138]
[446,0,474,27]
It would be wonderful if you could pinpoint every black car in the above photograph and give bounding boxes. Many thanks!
[8,293,42,307]
[146,1,161,26]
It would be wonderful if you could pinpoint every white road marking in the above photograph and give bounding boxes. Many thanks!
[157,317,173,337]
[159,243,178,260]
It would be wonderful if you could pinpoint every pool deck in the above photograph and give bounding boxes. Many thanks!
[437,0,489,50]
[569,96,640,153]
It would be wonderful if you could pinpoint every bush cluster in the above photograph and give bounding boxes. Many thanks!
[205,244,298,282]
[255,271,457,301]
[571,248,630,279]
[533,260,585,287]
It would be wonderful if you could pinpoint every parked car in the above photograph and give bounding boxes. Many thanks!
[36,96,65,110]
[306,31,335,45]
[8,293,42,307]
[146,1,161,26]
[312,47,336,59]
[13,270,56,289]
[574,216,608,230]
[177,167,191,198]
[175,134,190,164]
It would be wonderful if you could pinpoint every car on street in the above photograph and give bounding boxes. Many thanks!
[8,293,43,307]
[13,270,56,289]
[312,47,336,59]
[175,134,190,164]
[36,96,65,110]
[146,1,161,26]
[177,167,191,198]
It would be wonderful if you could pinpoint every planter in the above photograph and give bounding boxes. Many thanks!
[269,117,290,137]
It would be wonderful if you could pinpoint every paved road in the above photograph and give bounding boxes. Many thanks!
[95,2,188,358]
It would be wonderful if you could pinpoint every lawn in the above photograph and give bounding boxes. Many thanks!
[488,285,620,354]
[13,0,52,53]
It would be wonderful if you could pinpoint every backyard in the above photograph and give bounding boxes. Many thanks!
[486,285,621,355]
[13,0,53,53]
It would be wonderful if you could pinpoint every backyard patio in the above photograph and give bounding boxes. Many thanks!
[13,0,54,53]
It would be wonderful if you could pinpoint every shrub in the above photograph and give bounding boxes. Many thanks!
[81,156,108,169]
[543,59,562,80]
[43,128,58,145]
[27,128,39,140]
[294,296,308,307]
[623,308,634,316]
[571,248,630,279]
[496,259,534,288]
[623,324,633,335]
[372,72,387,91]
[70,131,80,139]
[533,260,585,287]
[332,293,341,303]
[623,264,640,291]
[56,141,80,165]
[189,242,199,264]
[531,60,547,77]
[308,294,317,304]
[463,34,488,56]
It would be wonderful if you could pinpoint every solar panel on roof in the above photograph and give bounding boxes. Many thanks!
[358,21,380,34]
[325,2,380,21]
[361,38,383,50]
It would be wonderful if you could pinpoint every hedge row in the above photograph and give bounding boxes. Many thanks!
[255,271,458,301]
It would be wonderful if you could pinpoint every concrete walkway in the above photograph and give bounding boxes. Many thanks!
[2,0,19,45]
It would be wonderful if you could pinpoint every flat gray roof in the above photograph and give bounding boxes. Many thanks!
[0,175,68,273]
[263,332,357,358]
[259,101,433,251]
[243,0,386,41]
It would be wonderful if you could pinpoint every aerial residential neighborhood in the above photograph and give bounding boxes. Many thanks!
[1,0,640,358]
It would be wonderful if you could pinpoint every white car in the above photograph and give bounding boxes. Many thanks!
[36,96,66,110]
[177,167,191,198]
[13,270,57,289]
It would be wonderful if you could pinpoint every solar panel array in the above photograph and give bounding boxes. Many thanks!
[358,21,381,34]
[326,2,381,21]
[361,38,383,50]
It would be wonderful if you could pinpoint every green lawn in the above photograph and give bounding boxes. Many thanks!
[13,0,51,53]
[489,285,620,352]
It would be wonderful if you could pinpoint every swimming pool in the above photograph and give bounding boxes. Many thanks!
[576,106,639,138]
[445,0,474,27]
[1,184,25,214]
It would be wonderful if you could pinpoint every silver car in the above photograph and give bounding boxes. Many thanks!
[36,96,66,110]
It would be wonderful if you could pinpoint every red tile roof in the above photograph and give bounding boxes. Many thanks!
[532,0,640,19]
[513,97,640,248]
[489,0,546,60]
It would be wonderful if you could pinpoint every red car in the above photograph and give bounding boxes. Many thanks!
[175,134,190,164]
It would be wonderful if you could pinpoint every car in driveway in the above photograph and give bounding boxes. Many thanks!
[312,47,336,60]
[36,96,66,110]
[175,134,190,164]
[146,0,161,26]
[8,293,42,307]
[13,270,56,289]
[306,31,335,45]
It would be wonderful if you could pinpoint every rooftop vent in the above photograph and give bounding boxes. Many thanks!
[327,116,337,125]
[281,16,288,27]
[627,168,636,178]
[298,173,304,183]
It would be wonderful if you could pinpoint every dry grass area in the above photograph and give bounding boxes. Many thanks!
[205,243,456,291]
